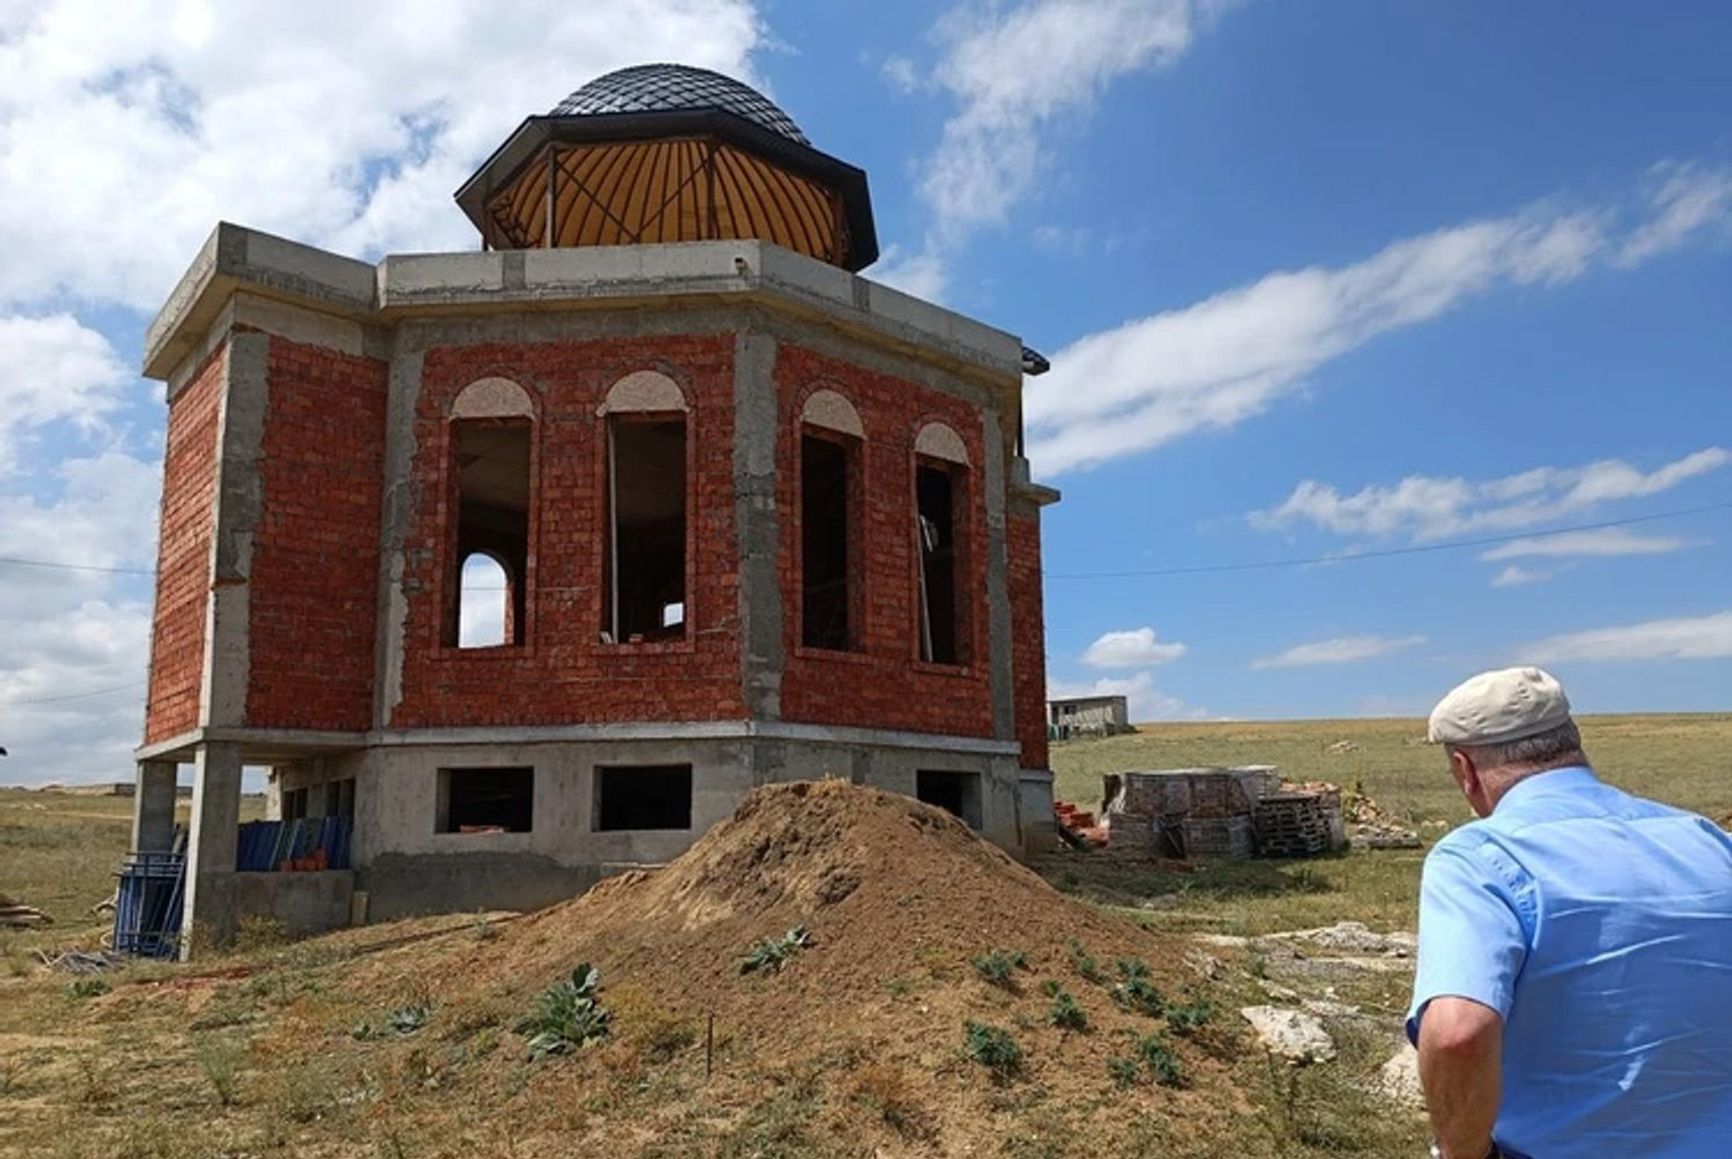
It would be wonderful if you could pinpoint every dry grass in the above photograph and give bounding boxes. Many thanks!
[1046,713,1732,939]
[0,715,1724,1157]
[0,789,264,956]
[1052,712,1732,819]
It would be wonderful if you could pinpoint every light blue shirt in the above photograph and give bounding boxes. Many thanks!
[1408,766,1732,1158]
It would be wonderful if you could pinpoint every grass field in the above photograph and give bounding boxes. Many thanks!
[0,792,265,958]
[0,715,1726,1156]
[1045,713,1732,939]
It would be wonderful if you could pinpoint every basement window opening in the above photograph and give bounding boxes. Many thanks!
[595,765,693,832]
[438,767,534,834]
[916,770,982,830]
[449,420,531,648]
[801,431,857,651]
[915,461,965,665]
[605,417,687,644]
[324,778,355,819]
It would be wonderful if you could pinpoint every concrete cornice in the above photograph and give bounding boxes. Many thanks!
[135,720,1021,763]
[144,225,1026,387]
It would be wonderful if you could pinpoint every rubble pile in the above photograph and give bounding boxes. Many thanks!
[1339,784,1423,849]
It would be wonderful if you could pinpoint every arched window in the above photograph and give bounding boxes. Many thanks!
[799,389,863,651]
[599,372,689,643]
[457,553,511,647]
[913,422,970,665]
[447,378,534,648]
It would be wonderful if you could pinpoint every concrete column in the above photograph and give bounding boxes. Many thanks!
[374,337,425,729]
[199,331,269,728]
[980,408,1016,742]
[180,741,244,958]
[734,330,784,720]
[131,760,179,853]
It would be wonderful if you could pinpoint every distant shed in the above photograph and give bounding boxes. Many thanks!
[1048,694,1132,739]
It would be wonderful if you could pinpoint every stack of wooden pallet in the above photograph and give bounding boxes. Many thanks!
[1253,792,1339,858]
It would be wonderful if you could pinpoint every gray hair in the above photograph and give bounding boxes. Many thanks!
[1448,718,1587,776]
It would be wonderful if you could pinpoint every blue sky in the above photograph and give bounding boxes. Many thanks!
[0,1,1728,783]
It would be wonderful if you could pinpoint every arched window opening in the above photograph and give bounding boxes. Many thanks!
[448,418,531,648]
[913,422,970,665]
[457,553,511,648]
[801,429,859,650]
[604,415,687,643]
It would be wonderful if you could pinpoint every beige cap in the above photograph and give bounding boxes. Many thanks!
[1427,666,1572,746]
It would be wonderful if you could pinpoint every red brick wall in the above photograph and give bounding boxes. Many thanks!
[775,345,995,739]
[391,336,744,728]
[144,347,224,743]
[1008,511,1050,769]
[245,336,389,731]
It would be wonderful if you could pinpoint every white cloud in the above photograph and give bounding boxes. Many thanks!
[1080,626,1187,669]
[1619,162,1732,266]
[0,450,162,785]
[1253,448,1728,543]
[0,2,765,310]
[0,1,770,786]
[1490,565,1551,589]
[1048,670,1204,721]
[888,0,1219,298]
[1251,634,1426,670]
[871,243,952,302]
[0,598,152,785]
[1520,611,1732,663]
[1480,527,1693,561]
[0,314,131,474]
[1026,164,1732,475]
[881,54,919,94]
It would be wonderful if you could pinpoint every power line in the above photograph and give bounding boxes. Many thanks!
[0,556,153,576]
[5,680,145,706]
[1043,500,1732,580]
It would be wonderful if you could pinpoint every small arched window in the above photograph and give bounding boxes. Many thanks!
[448,378,534,648]
[457,553,511,647]
[913,422,970,665]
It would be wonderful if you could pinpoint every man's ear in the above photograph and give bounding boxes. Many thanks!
[1450,747,1491,817]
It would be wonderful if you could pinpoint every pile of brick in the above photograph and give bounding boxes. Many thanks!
[1333,782,1422,848]
[1052,800,1108,848]
[1098,767,1284,861]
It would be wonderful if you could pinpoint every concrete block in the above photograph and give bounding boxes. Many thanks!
[241,229,376,305]
[757,243,856,307]
[379,253,506,299]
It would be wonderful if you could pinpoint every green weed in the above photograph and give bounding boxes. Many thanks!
[516,963,611,1061]
[970,948,1028,987]
[741,926,812,975]
[962,1021,1023,1080]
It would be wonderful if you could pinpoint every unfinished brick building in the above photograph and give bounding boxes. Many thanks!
[131,64,1059,952]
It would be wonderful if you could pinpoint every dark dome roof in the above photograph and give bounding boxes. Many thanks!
[551,63,809,146]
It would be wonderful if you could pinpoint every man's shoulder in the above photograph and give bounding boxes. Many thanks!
[1422,821,1537,900]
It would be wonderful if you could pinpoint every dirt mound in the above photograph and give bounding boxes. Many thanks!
[459,780,1194,1034]
[317,781,1255,1153]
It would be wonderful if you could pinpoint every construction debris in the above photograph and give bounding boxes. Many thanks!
[0,895,52,928]
[1057,767,1349,861]
[1239,1005,1337,1063]
[36,949,125,974]
[1340,783,1423,848]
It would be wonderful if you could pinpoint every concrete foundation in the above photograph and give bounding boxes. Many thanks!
[259,727,1027,921]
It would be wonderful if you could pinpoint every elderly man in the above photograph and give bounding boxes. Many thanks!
[1410,667,1732,1158]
